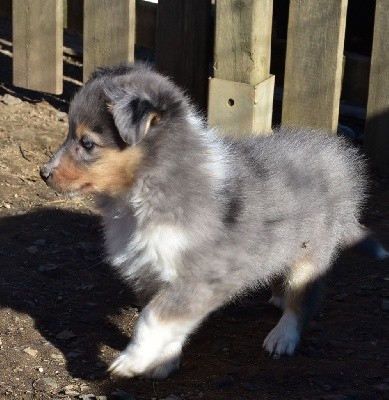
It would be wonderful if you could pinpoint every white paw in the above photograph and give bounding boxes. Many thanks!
[109,351,180,379]
[145,341,182,379]
[268,295,285,310]
[263,312,300,356]
[108,348,146,378]
[109,341,182,379]
[145,356,180,379]
[108,308,195,379]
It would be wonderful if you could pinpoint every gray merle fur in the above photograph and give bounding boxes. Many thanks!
[42,62,387,379]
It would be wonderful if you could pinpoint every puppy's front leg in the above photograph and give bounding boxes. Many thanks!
[109,303,199,379]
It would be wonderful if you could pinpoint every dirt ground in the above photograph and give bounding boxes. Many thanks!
[1,24,389,400]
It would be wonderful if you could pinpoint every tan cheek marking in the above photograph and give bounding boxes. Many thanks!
[84,146,145,194]
[51,145,144,195]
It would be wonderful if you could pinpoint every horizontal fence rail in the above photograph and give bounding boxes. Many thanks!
[0,0,388,172]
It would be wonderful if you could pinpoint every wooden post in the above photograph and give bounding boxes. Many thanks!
[365,0,389,173]
[83,0,135,82]
[0,0,11,16]
[12,0,63,94]
[208,0,274,135]
[136,0,157,50]
[282,0,348,133]
[156,0,211,112]
[66,0,84,34]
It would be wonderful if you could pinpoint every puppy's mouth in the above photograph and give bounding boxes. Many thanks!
[64,183,92,198]
[44,177,93,197]
[52,181,127,198]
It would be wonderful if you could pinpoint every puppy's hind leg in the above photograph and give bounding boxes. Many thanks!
[263,259,323,356]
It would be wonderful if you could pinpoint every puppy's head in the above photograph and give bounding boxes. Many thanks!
[40,63,187,196]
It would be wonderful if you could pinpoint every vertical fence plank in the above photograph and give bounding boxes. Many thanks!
[13,0,63,94]
[66,0,83,34]
[0,0,11,16]
[136,0,157,50]
[213,0,272,86]
[282,0,348,132]
[156,0,211,112]
[83,0,135,82]
[208,0,274,135]
[365,0,389,173]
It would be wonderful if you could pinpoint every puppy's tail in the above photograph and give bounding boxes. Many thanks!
[341,223,389,260]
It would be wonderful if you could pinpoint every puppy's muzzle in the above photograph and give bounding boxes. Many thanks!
[40,147,64,184]
[40,164,52,182]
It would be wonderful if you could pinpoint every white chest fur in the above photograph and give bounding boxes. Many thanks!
[104,210,189,284]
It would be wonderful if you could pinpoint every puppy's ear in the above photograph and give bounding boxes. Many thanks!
[128,98,161,143]
[105,89,161,146]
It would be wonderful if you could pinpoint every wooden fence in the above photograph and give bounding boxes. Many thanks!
[1,0,388,173]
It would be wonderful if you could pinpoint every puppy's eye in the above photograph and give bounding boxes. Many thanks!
[80,137,94,150]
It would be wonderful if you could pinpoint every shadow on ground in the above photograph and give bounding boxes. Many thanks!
[0,208,137,380]
[0,201,388,399]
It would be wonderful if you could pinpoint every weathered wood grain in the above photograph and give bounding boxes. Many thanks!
[0,0,11,16]
[282,0,348,132]
[209,0,274,134]
[13,0,63,94]
[213,0,273,85]
[83,0,135,82]
[156,0,210,112]
[136,0,157,50]
[208,75,274,135]
[65,0,83,34]
[365,0,389,173]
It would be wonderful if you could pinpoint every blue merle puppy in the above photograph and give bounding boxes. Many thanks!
[41,62,382,379]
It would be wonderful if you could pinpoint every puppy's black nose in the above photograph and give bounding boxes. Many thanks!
[40,165,51,181]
